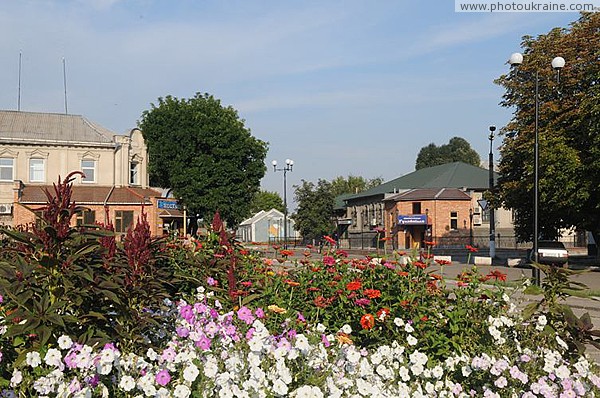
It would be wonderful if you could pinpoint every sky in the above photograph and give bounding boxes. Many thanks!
[0,0,581,204]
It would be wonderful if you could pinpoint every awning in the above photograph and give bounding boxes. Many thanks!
[159,209,184,218]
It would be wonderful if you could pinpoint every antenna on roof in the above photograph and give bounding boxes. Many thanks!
[18,51,22,111]
[62,57,68,114]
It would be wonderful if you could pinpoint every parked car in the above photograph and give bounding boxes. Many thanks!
[528,241,569,266]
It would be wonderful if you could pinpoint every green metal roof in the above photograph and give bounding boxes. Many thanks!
[334,193,355,211]
[342,162,498,203]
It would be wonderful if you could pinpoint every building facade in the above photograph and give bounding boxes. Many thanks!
[0,110,179,236]
[337,162,515,249]
[237,209,299,243]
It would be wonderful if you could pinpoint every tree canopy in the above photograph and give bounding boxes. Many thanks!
[415,137,481,170]
[292,180,335,242]
[330,175,384,197]
[139,93,268,226]
[249,190,285,214]
[495,13,600,243]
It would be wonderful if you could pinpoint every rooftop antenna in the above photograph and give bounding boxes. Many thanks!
[18,51,22,111]
[62,57,68,114]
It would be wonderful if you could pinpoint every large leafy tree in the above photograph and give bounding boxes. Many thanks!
[330,175,383,197]
[249,190,284,214]
[139,93,268,226]
[495,13,600,243]
[292,179,335,242]
[415,137,481,170]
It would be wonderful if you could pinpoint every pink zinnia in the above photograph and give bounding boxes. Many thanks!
[354,298,371,307]
[155,369,171,386]
[323,256,336,266]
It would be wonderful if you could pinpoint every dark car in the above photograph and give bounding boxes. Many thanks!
[529,241,569,266]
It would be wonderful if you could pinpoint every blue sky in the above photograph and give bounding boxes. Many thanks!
[0,0,579,201]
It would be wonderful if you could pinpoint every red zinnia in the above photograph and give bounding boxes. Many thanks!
[486,270,507,282]
[360,313,375,330]
[363,289,381,299]
[323,235,337,245]
[346,281,362,291]
[414,261,427,269]
[323,256,336,266]
[435,259,451,265]
[466,245,478,253]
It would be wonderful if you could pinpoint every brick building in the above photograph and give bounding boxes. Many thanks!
[0,110,181,236]
[337,162,515,249]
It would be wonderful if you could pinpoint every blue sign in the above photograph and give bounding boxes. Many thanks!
[397,214,428,225]
[158,199,180,210]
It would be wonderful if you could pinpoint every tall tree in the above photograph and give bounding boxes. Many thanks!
[139,93,268,226]
[330,175,383,197]
[495,13,600,243]
[249,190,284,214]
[415,137,481,170]
[292,179,335,242]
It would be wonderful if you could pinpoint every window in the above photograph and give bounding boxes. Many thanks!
[76,210,96,226]
[0,158,14,181]
[29,158,45,182]
[129,162,139,185]
[450,211,458,230]
[412,202,421,214]
[115,210,134,233]
[81,160,96,183]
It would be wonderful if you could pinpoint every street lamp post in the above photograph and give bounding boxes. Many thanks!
[272,159,294,249]
[488,125,496,261]
[469,208,474,247]
[508,52,565,286]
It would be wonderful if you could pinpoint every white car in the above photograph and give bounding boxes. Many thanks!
[530,241,569,266]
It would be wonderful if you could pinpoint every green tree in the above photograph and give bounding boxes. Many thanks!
[292,179,335,242]
[139,93,268,226]
[495,13,600,243]
[415,137,481,170]
[330,175,383,197]
[249,190,284,214]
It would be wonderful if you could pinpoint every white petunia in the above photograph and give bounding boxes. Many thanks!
[26,351,42,368]
[44,348,63,368]
[173,385,191,398]
[183,364,200,382]
[407,335,418,346]
[118,375,135,392]
[57,335,73,350]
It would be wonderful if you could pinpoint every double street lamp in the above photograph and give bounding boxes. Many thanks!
[508,52,565,285]
[272,158,294,249]
[488,125,496,260]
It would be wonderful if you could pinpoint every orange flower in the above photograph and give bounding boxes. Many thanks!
[363,289,381,299]
[360,313,375,330]
[425,240,436,246]
[323,235,337,245]
[397,271,409,277]
[376,307,390,320]
[435,259,451,265]
[267,304,287,314]
[399,300,410,308]
[346,281,362,291]
[414,261,427,269]
[336,332,353,345]
[284,279,300,287]
[280,249,294,257]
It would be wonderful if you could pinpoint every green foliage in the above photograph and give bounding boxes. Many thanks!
[415,137,481,170]
[292,180,335,242]
[330,175,383,197]
[139,92,268,226]
[0,173,176,360]
[495,13,600,242]
[249,190,284,214]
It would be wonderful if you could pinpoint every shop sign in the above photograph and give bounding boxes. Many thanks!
[397,214,428,225]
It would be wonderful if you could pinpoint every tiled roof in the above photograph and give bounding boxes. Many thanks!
[384,188,471,202]
[343,162,497,202]
[20,185,161,205]
[0,110,116,146]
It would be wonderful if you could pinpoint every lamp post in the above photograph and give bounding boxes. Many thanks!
[488,125,496,260]
[508,52,565,286]
[469,208,474,246]
[272,159,294,249]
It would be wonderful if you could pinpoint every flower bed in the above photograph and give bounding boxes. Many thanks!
[1,175,600,396]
